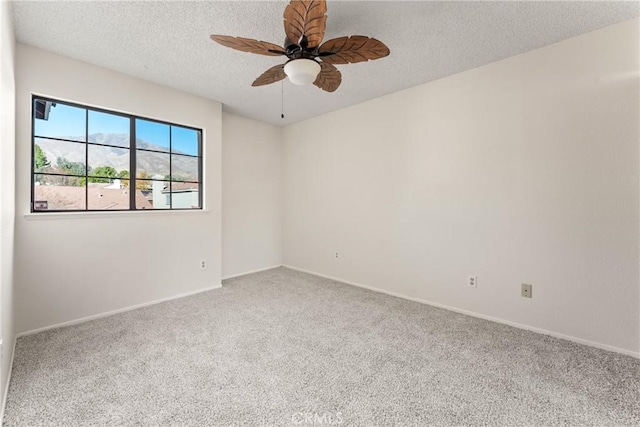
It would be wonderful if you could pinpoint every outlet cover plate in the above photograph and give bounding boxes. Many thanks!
[468,276,477,288]
[521,283,533,298]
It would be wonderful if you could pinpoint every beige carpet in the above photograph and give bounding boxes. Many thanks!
[4,267,640,426]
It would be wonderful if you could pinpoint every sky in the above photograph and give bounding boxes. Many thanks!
[33,100,199,156]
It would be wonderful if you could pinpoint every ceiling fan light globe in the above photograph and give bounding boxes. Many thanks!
[284,59,321,86]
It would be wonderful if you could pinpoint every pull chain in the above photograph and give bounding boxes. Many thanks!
[281,81,285,119]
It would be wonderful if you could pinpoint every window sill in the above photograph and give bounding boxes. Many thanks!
[23,209,212,220]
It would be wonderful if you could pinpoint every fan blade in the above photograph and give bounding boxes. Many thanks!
[283,0,327,49]
[252,64,287,87]
[319,36,390,64]
[313,62,341,92]
[210,35,285,56]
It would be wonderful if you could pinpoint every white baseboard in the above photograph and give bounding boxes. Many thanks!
[283,265,640,359]
[1,336,17,426]
[222,265,282,281]
[17,283,223,338]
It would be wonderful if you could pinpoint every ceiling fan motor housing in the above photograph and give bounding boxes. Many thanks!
[210,0,390,92]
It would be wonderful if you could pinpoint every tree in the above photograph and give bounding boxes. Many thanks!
[56,157,86,176]
[34,144,50,172]
[136,171,152,191]
[55,157,88,186]
[117,170,130,188]
[89,166,117,183]
[164,174,185,182]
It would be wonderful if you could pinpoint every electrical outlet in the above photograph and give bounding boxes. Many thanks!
[521,283,532,298]
[200,260,207,270]
[335,252,339,259]
[468,276,477,288]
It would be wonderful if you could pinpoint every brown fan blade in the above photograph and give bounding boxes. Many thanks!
[283,0,327,49]
[252,64,287,87]
[319,36,390,65]
[313,62,341,92]
[210,35,285,56]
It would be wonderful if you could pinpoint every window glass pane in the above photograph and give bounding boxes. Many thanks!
[88,111,130,148]
[171,182,200,209]
[88,145,129,179]
[136,180,168,209]
[87,180,130,210]
[34,174,86,210]
[33,139,55,174]
[33,100,86,142]
[171,154,199,182]
[171,126,199,156]
[136,119,169,152]
[34,138,86,175]
[136,150,170,180]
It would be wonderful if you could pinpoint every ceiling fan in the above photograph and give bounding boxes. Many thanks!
[210,0,390,92]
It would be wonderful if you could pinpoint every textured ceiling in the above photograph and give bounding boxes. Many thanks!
[11,1,640,126]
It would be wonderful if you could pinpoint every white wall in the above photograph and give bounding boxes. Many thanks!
[282,19,640,355]
[222,112,282,278]
[14,44,222,334]
[0,0,16,407]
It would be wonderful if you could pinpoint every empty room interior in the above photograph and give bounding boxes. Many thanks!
[0,0,639,425]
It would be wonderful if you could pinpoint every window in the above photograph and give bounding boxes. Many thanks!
[31,96,203,212]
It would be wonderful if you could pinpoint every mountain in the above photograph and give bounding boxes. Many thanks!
[35,133,198,182]
[88,132,130,147]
